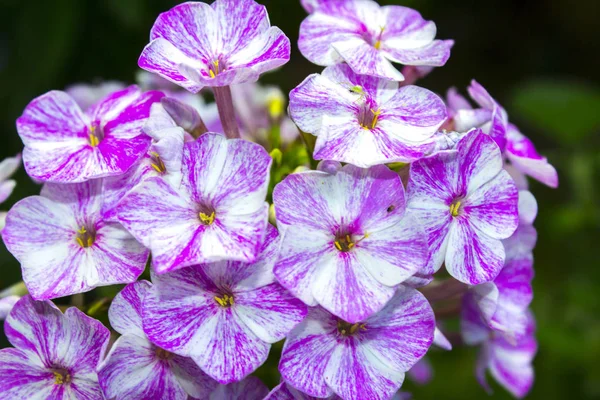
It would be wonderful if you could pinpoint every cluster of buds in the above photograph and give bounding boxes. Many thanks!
[0,0,557,399]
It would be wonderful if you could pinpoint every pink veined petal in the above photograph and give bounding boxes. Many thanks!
[274,227,333,306]
[321,63,399,104]
[0,153,21,182]
[445,218,505,285]
[139,38,206,93]
[227,26,290,74]
[66,81,125,111]
[361,287,435,372]
[507,152,559,189]
[517,190,538,225]
[471,282,500,326]
[279,307,338,398]
[333,39,405,81]
[149,2,218,60]
[169,355,218,399]
[456,129,504,196]
[460,291,491,346]
[502,223,537,261]
[213,0,269,55]
[312,250,397,324]
[188,309,270,384]
[108,280,152,337]
[234,283,307,344]
[383,40,454,67]
[288,73,357,135]
[354,213,428,287]
[433,327,453,351]
[97,335,188,400]
[298,12,362,67]
[300,0,329,13]
[462,169,519,240]
[0,348,56,399]
[446,87,473,114]
[379,84,447,142]
[381,6,437,49]
[324,338,405,400]
[407,358,433,385]
[209,376,269,400]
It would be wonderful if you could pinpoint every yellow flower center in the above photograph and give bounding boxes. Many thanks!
[155,347,172,360]
[214,293,234,307]
[449,201,462,217]
[359,108,382,130]
[149,152,166,174]
[208,60,221,78]
[199,211,216,226]
[337,320,366,336]
[88,125,103,147]
[53,370,71,385]
[75,226,95,248]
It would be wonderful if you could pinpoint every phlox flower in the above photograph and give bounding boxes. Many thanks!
[98,281,216,400]
[65,81,126,111]
[0,295,109,399]
[16,85,163,183]
[406,130,519,285]
[448,80,558,188]
[116,133,271,274]
[461,302,537,398]
[138,0,290,93]
[289,64,447,167]
[209,377,269,399]
[273,163,427,323]
[2,179,148,300]
[141,226,307,383]
[279,287,434,400]
[298,0,453,81]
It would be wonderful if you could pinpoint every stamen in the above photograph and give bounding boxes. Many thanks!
[89,134,99,147]
[337,320,367,336]
[155,348,172,360]
[214,293,234,307]
[209,70,216,79]
[370,108,382,129]
[373,26,385,50]
[150,152,166,174]
[374,40,382,50]
[199,211,216,225]
[53,371,71,385]
[208,60,221,79]
[450,201,462,217]
[75,225,95,248]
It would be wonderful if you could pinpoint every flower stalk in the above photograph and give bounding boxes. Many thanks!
[213,86,240,139]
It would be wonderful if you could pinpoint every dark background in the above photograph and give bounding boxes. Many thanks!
[0,0,599,399]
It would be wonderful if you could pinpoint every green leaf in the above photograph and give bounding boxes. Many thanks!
[511,80,600,145]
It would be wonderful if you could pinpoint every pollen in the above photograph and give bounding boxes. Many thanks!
[334,234,355,252]
[199,211,216,225]
[214,293,234,307]
[337,320,366,336]
[150,152,166,174]
[449,201,462,217]
[75,226,95,248]
[374,40,382,50]
[53,370,71,385]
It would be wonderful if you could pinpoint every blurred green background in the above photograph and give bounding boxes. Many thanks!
[0,0,598,399]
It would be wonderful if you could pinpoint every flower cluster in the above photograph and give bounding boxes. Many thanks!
[0,0,557,399]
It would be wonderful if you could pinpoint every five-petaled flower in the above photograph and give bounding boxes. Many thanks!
[289,64,447,167]
[141,226,307,383]
[406,130,519,285]
[116,133,272,274]
[279,287,434,400]
[98,281,217,400]
[273,163,427,323]
[2,179,149,300]
[0,295,110,399]
[138,0,290,93]
[298,0,453,81]
[16,85,163,183]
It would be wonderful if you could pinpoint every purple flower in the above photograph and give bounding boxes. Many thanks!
[2,179,149,300]
[0,295,110,399]
[406,130,519,285]
[279,287,434,400]
[209,376,269,399]
[505,123,559,188]
[16,85,163,183]
[273,164,427,323]
[142,226,307,383]
[462,302,537,398]
[298,0,453,81]
[448,81,558,188]
[138,0,290,93]
[116,133,272,274]
[98,281,216,400]
[65,81,126,111]
[289,64,447,167]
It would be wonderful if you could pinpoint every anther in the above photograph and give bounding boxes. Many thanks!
[199,211,216,225]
